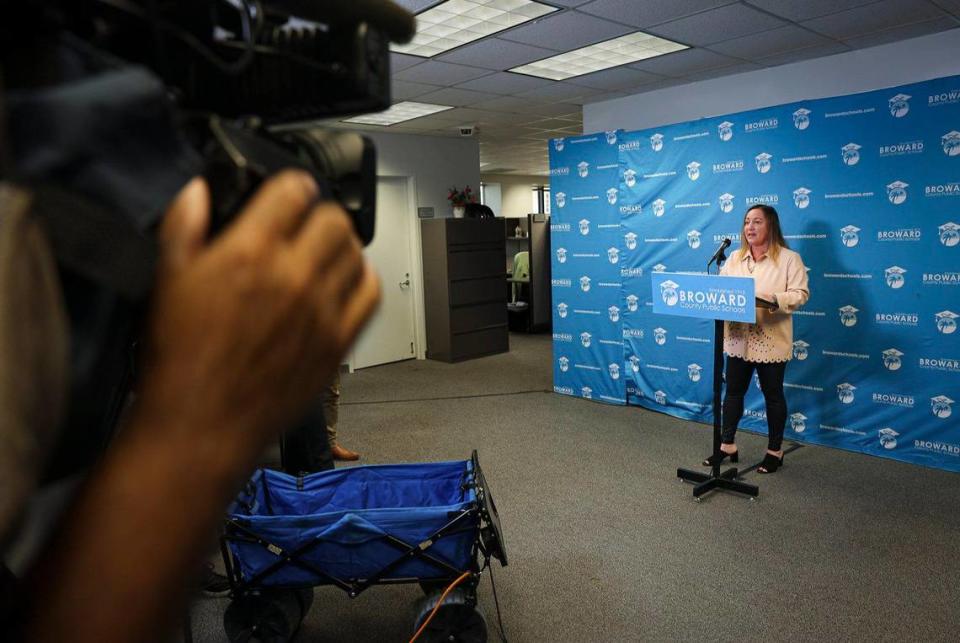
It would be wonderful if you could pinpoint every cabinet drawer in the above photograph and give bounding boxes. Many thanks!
[451,301,506,333]
[449,277,504,306]
[446,218,503,245]
[451,327,509,361]
[448,250,503,280]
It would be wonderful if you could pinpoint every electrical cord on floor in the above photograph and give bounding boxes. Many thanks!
[486,561,509,643]
[409,571,471,643]
[342,389,552,407]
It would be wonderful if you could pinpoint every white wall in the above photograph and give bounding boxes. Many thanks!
[481,173,546,218]
[584,29,960,133]
[345,131,480,362]
[364,131,481,218]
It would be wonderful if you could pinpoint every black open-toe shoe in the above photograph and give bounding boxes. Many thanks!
[758,452,783,474]
[702,449,738,467]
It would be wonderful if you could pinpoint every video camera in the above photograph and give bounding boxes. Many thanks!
[0,0,415,481]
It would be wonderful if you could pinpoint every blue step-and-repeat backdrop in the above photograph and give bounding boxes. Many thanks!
[549,75,960,472]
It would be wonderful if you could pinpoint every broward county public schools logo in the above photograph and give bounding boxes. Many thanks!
[629,355,640,373]
[842,143,861,166]
[886,180,908,205]
[882,348,904,371]
[650,133,664,152]
[688,363,702,382]
[884,266,907,289]
[790,413,807,433]
[686,162,701,181]
[623,168,637,187]
[607,188,618,205]
[888,93,911,118]
[652,264,667,273]
[608,363,620,380]
[944,131,960,156]
[626,294,639,312]
[579,219,590,235]
[687,230,701,249]
[653,199,666,217]
[580,331,592,348]
[941,222,960,246]
[625,232,638,250]
[557,302,568,318]
[555,191,566,208]
[792,340,809,360]
[793,108,811,130]
[553,138,564,152]
[659,280,679,306]
[793,187,811,209]
[719,193,735,213]
[653,327,668,345]
[718,121,734,141]
[581,386,592,400]
[837,383,856,404]
[579,276,591,292]
[605,130,618,145]
[840,225,861,247]
[755,152,772,174]
[839,305,859,327]
[556,247,567,263]
[607,247,619,264]
[608,305,620,323]
[577,161,589,178]
[879,427,899,449]
[654,390,667,405]
[558,356,569,372]
[936,310,958,334]
[932,395,954,418]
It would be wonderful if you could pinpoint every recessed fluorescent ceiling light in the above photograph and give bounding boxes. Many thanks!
[392,0,557,58]
[509,32,688,80]
[343,101,454,126]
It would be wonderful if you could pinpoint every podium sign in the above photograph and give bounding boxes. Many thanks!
[652,273,756,323]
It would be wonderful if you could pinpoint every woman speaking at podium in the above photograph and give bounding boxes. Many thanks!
[703,204,809,473]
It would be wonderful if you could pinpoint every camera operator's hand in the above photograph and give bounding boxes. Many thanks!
[23,171,379,643]
[141,171,380,466]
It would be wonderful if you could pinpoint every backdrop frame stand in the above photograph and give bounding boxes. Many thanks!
[676,250,759,502]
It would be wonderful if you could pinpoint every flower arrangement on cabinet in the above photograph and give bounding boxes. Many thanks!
[447,185,477,207]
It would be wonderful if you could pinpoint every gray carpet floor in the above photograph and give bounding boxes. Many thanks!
[188,332,960,642]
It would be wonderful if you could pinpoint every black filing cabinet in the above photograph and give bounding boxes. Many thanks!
[421,218,508,362]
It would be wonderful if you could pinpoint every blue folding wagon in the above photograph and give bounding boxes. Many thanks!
[220,451,507,642]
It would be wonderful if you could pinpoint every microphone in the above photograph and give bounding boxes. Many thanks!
[708,237,732,267]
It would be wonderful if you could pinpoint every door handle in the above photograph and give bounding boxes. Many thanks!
[399,273,411,288]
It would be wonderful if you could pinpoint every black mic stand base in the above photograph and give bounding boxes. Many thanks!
[677,466,758,502]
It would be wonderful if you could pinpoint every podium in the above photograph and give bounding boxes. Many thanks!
[650,271,761,501]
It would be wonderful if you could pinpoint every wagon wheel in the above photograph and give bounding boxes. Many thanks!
[413,588,487,643]
[223,589,313,643]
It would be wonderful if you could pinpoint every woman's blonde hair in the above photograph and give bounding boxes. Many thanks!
[737,204,789,262]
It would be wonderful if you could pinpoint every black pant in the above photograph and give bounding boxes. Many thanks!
[281,400,334,474]
[721,356,788,451]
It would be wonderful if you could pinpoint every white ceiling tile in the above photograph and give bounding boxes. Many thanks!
[394,60,495,84]
[756,41,852,66]
[516,82,605,101]
[415,86,505,106]
[842,17,959,49]
[578,0,738,27]
[710,25,837,59]
[683,61,765,81]
[646,3,790,46]
[802,0,950,39]
[391,53,426,73]
[436,38,558,69]
[391,80,444,101]
[630,47,740,76]
[497,10,634,51]
[743,0,884,21]
[569,66,667,90]
[454,71,556,93]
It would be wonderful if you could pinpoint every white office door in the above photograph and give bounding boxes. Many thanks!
[352,177,417,369]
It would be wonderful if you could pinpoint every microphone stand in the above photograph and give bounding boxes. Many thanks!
[676,246,759,501]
